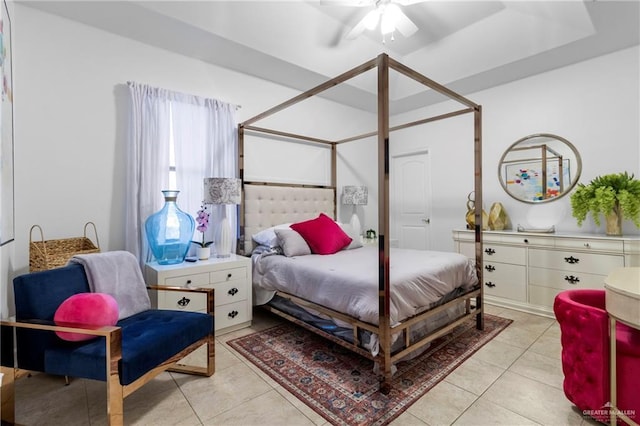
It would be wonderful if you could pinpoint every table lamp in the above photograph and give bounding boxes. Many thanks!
[204,177,241,257]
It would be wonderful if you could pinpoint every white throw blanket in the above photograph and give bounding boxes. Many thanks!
[69,251,151,320]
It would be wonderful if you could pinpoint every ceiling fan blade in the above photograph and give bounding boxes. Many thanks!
[394,9,418,37]
[320,0,374,7]
[345,14,372,39]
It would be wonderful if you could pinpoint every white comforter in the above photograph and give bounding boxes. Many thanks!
[252,246,478,326]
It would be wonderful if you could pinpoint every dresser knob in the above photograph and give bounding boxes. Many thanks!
[177,297,190,307]
[485,282,496,288]
[484,248,496,255]
[185,279,192,288]
[228,310,238,319]
[564,256,580,264]
[584,243,591,248]
[228,287,239,296]
[523,239,529,244]
[485,265,496,272]
[564,275,580,284]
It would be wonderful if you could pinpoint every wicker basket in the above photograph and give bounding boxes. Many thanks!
[29,222,101,272]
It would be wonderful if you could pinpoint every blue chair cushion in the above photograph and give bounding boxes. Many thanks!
[44,309,213,385]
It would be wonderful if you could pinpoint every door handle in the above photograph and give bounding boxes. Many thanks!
[421,218,430,224]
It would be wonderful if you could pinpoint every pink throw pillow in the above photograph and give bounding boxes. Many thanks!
[54,293,119,342]
[290,213,352,255]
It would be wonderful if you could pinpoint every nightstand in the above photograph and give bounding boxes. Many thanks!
[145,254,252,335]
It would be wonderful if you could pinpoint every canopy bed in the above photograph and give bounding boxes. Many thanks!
[237,53,484,393]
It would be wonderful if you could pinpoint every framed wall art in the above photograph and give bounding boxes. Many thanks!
[0,0,13,246]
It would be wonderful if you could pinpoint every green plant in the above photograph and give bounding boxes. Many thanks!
[570,172,640,228]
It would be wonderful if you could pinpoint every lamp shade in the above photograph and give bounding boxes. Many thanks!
[342,185,368,205]
[204,178,241,205]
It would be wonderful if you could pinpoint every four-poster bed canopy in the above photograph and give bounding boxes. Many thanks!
[237,53,484,392]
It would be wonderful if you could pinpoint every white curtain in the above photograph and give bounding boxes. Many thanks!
[125,82,238,265]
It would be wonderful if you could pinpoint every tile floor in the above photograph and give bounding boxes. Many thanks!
[12,305,602,426]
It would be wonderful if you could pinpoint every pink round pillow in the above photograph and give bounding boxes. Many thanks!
[54,293,119,342]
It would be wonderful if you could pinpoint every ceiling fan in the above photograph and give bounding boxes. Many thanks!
[322,0,427,42]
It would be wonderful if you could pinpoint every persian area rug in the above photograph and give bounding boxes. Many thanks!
[227,314,512,426]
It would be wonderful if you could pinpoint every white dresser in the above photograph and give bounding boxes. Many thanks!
[145,255,252,334]
[453,229,640,317]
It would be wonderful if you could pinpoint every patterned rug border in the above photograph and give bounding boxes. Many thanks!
[228,314,512,426]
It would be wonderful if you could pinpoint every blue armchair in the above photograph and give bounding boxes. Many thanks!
[0,260,214,426]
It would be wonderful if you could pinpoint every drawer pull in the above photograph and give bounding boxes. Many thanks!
[484,248,496,255]
[227,273,233,279]
[228,287,239,296]
[584,243,591,248]
[177,297,190,307]
[564,256,580,264]
[485,265,496,272]
[523,239,529,244]
[564,275,580,284]
[484,282,496,288]
[185,279,192,288]
[228,310,239,319]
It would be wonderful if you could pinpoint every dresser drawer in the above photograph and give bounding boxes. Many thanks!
[482,263,526,301]
[216,300,250,330]
[529,249,624,275]
[164,272,210,288]
[158,290,207,312]
[554,238,624,252]
[458,242,475,259]
[210,266,247,284]
[483,245,526,265]
[529,267,606,291]
[529,285,562,308]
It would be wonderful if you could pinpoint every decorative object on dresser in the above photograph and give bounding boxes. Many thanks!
[228,314,512,426]
[204,177,241,257]
[570,172,640,236]
[191,204,213,260]
[453,229,640,318]
[488,202,508,230]
[465,191,488,230]
[498,133,582,203]
[145,190,195,265]
[342,185,368,237]
[145,254,252,340]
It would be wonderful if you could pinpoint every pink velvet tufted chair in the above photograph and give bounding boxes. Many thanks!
[554,289,640,424]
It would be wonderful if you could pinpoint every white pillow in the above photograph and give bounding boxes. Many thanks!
[252,223,292,248]
[275,228,311,257]
[338,222,363,250]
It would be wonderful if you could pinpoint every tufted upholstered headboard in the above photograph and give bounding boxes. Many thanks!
[242,184,335,252]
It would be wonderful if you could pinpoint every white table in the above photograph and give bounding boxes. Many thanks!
[605,267,640,426]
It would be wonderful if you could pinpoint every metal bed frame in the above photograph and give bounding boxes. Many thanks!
[237,53,484,393]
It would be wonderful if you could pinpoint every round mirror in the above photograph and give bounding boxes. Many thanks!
[498,133,581,203]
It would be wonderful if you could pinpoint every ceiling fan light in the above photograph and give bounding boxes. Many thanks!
[363,9,381,30]
[380,7,398,34]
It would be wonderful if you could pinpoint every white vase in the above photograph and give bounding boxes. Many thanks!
[197,246,211,260]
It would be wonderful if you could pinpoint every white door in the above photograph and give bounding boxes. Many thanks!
[391,150,432,250]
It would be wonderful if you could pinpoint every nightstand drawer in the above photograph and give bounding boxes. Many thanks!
[216,300,249,329]
[158,290,207,312]
[164,272,210,288]
[210,267,247,284]
[215,279,248,305]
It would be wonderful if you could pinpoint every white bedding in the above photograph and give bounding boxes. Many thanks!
[252,245,478,326]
